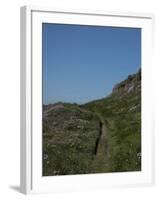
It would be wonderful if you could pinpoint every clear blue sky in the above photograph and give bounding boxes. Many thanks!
[42,23,141,105]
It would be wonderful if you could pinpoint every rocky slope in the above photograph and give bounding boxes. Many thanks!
[112,68,141,95]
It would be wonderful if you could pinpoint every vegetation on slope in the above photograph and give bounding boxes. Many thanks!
[43,103,100,176]
[43,69,141,175]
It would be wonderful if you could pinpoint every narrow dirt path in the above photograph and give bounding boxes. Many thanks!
[91,112,110,174]
[94,115,108,160]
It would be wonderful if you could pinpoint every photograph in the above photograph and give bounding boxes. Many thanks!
[42,23,141,176]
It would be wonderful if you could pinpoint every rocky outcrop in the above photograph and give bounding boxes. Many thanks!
[112,68,141,95]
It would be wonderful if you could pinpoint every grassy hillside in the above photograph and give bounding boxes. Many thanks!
[43,103,100,176]
[83,69,141,172]
[43,70,141,176]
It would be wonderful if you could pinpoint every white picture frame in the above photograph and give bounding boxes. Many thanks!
[20,5,154,194]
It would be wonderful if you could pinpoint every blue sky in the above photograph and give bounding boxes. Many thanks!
[42,23,141,105]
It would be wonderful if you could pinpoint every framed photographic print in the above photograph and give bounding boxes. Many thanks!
[20,6,154,194]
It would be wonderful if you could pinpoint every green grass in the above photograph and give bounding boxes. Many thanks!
[43,104,100,176]
[43,71,141,175]
[83,89,141,172]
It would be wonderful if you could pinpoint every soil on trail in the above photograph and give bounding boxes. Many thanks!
[95,119,108,158]
[94,115,108,160]
[91,113,109,172]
